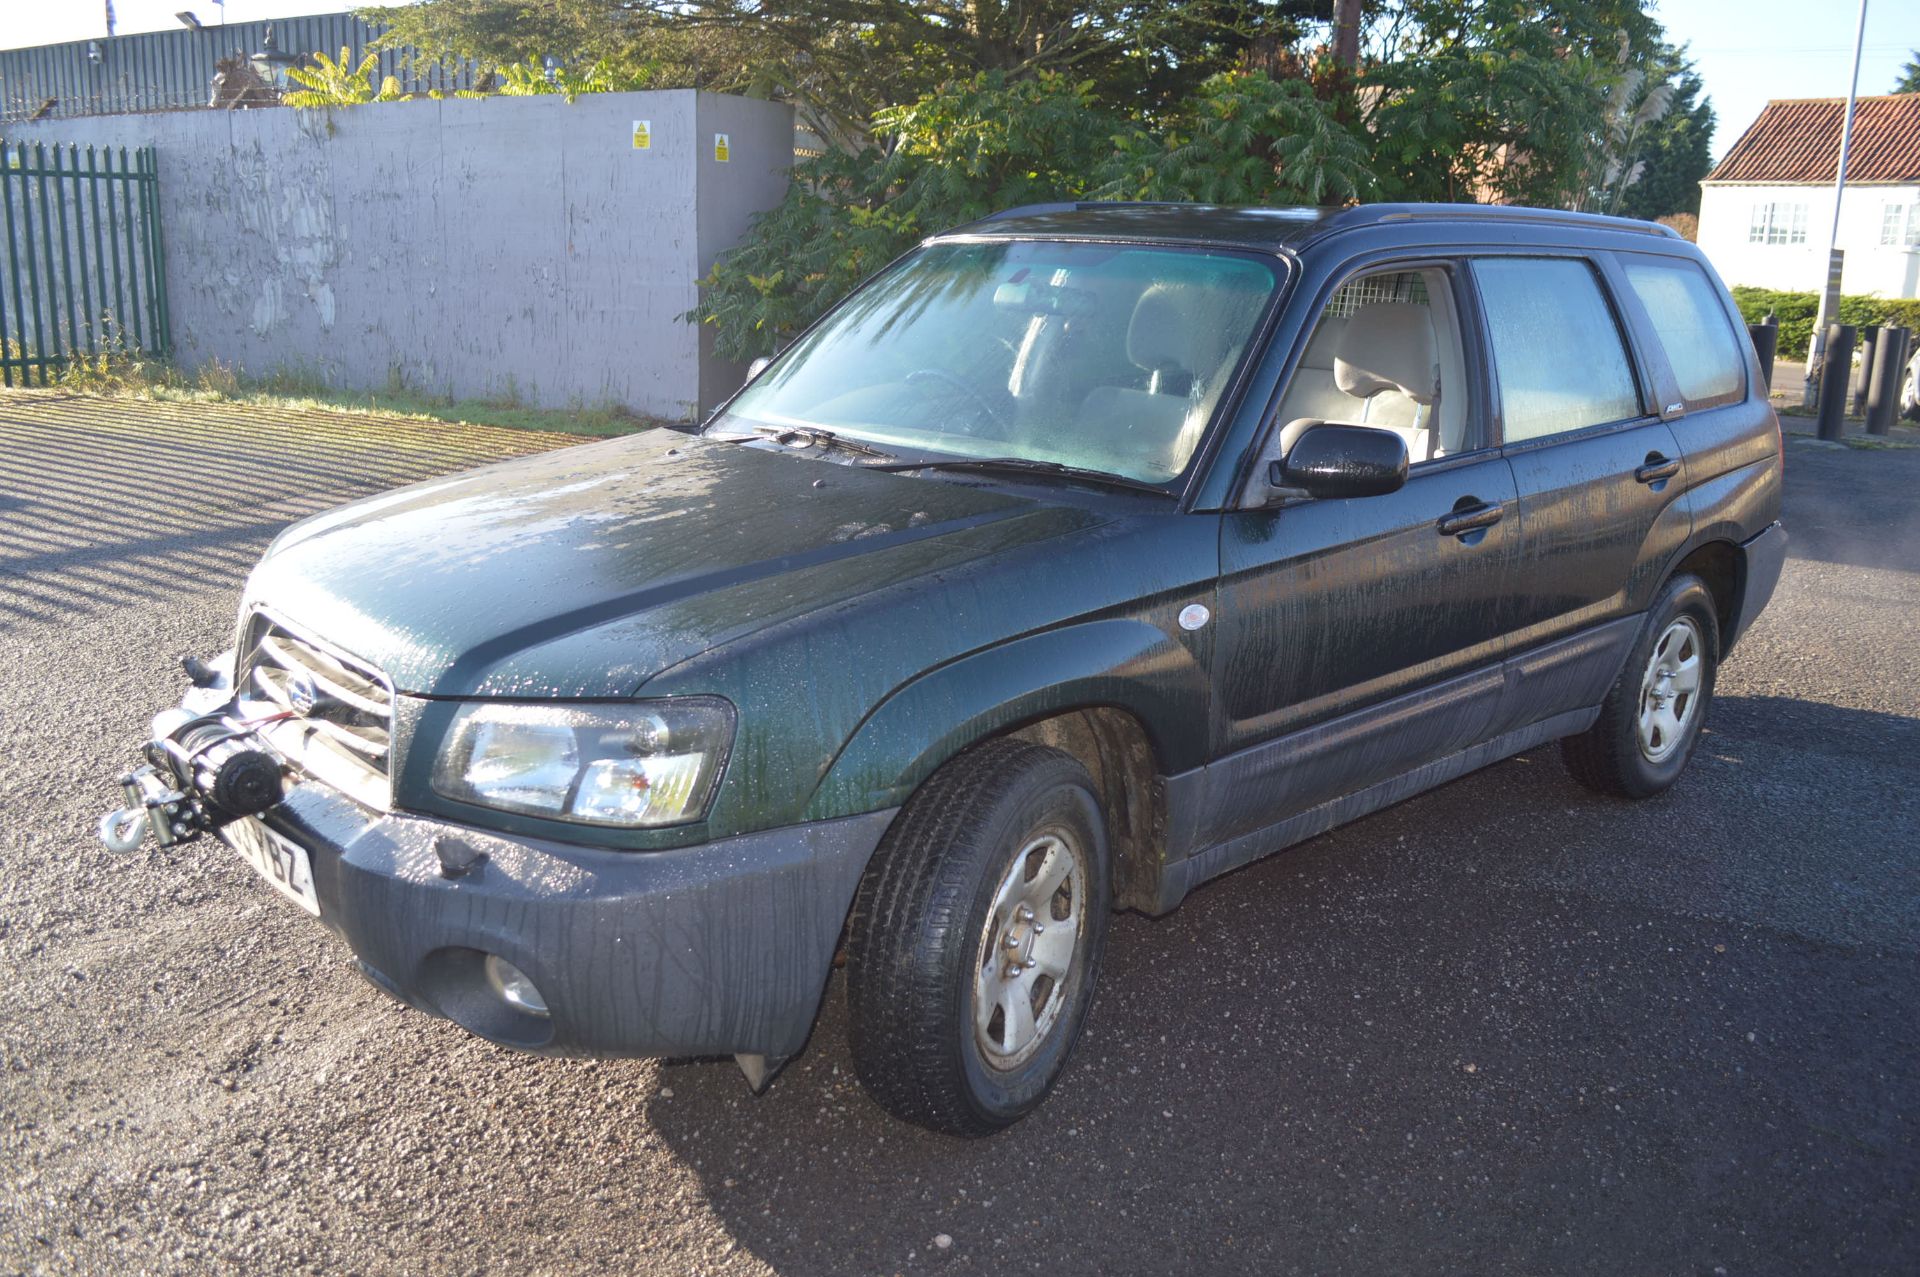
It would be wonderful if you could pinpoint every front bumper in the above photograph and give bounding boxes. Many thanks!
[114,687,896,1062]
[280,782,894,1059]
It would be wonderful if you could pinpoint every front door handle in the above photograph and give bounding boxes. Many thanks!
[1635,454,1682,484]
[1437,502,1505,538]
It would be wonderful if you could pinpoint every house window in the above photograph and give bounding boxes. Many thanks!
[1881,203,1920,247]
[1747,202,1808,245]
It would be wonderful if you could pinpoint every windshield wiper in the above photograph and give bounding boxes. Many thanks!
[863,455,1171,496]
[748,424,897,461]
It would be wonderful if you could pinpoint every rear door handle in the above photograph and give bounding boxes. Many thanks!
[1437,502,1505,537]
[1635,455,1682,484]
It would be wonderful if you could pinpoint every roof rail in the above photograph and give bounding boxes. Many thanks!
[979,200,1205,222]
[1315,202,1678,238]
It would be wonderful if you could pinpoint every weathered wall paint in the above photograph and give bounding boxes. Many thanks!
[4,91,793,417]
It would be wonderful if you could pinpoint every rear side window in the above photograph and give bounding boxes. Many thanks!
[1474,257,1641,443]
[1620,257,1745,408]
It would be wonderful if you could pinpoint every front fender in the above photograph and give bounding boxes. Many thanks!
[803,618,1210,821]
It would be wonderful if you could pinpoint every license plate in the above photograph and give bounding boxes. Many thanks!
[222,817,321,916]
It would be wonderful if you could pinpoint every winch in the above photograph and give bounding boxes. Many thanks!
[97,658,288,854]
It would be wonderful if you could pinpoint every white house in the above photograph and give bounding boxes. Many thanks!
[1698,94,1920,299]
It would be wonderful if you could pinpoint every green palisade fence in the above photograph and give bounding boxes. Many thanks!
[0,140,169,387]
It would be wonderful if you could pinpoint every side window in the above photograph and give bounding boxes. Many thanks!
[1474,258,1640,443]
[1620,257,1745,409]
[1270,265,1471,465]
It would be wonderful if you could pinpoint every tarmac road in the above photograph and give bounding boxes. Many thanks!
[2,394,1916,1275]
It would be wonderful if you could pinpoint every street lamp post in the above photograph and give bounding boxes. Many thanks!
[1802,0,1871,410]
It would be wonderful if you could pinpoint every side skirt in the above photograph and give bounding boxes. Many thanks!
[1145,706,1598,915]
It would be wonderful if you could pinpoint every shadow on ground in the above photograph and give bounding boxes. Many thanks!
[0,394,581,630]
[639,696,1919,1275]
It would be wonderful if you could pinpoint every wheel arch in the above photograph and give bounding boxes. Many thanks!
[1004,707,1165,914]
[804,618,1206,910]
[1668,539,1741,653]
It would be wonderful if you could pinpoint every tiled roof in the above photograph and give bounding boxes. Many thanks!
[1707,94,1920,184]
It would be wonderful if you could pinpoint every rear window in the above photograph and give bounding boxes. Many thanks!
[1474,257,1641,443]
[1620,257,1746,409]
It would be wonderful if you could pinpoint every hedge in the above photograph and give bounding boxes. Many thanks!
[1730,287,1920,361]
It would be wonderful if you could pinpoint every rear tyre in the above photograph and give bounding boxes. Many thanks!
[1562,573,1720,799]
[846,739,1111,1137]
[1901,353,1920,422]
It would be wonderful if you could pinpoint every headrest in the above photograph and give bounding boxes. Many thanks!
[1127,284,1203,374]
[1334,302,1438,405]
[1300,314,1347,370]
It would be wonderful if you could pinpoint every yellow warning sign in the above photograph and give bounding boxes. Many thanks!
[631,119,651,150]
[714,133,731,163]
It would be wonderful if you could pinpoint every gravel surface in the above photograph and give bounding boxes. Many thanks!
[2,395,1916,1275]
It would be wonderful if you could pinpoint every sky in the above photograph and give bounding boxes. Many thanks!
[1,0,354,51]
[5,0,1916,161]
[1655,0,1915,158]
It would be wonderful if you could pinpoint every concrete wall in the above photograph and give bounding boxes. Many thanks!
[4,90,793,417]
[1699,181,1920,300]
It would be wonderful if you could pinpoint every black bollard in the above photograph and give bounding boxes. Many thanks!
[1865,326,1909,437]
[1816,323,1855,441]
[1748,318,1778,390]
[1854,325,1880,415]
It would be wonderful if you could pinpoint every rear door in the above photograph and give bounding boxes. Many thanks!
[1610,250,1783,555]
[1471,253,1692,734]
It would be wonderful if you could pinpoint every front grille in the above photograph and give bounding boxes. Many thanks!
[236,612,394,809]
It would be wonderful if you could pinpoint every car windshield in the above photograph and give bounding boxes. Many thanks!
[708,239,1281,485]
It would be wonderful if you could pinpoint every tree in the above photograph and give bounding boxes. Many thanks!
[1615,46,1713,220]
[689,68,1375,359]
[1357,1,1674,209]
[1097,72,1375,205]
[363,2,1326,150]
[1896,51,1920,94]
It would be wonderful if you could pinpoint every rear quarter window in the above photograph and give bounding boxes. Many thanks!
[1620,257,1746,409]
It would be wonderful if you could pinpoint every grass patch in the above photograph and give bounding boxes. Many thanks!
[16,353,664,438]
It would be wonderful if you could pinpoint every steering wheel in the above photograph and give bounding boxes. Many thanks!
[906,367,1009,433]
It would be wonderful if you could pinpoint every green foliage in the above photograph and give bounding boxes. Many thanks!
[688,69,1378,360]
[873,75,1120,225]
[690,72,1118,360]
[1897,51,1920,95]
[364,1,1325,149]
[1365,8,1611,205]
[1731,287,1920,361]
[490,56,667,102]
[1614,48,1714,221]
[283,46,413,108]
[1096,72,1374,205]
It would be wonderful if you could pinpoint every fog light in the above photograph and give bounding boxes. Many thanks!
[483,955,549,1017]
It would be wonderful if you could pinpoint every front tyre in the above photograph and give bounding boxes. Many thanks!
[1562,573,1720,799]
[846,739,1111,1137]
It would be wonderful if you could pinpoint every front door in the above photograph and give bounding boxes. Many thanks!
[1204,262,1520,850]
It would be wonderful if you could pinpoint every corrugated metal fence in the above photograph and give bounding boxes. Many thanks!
[0,14,474,123]
[0,140,168,385]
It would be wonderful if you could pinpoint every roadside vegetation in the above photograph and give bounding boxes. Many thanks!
[351,0,1718,358]
[22,352,655,437]
[1731,288,1920,362]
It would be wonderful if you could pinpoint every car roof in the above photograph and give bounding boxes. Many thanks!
[938,201,1681,254]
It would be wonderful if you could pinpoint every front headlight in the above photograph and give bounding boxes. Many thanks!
[431,699,735,828]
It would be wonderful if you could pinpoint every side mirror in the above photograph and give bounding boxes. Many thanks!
[746,356,772,383]
[1272,423,1409,499]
